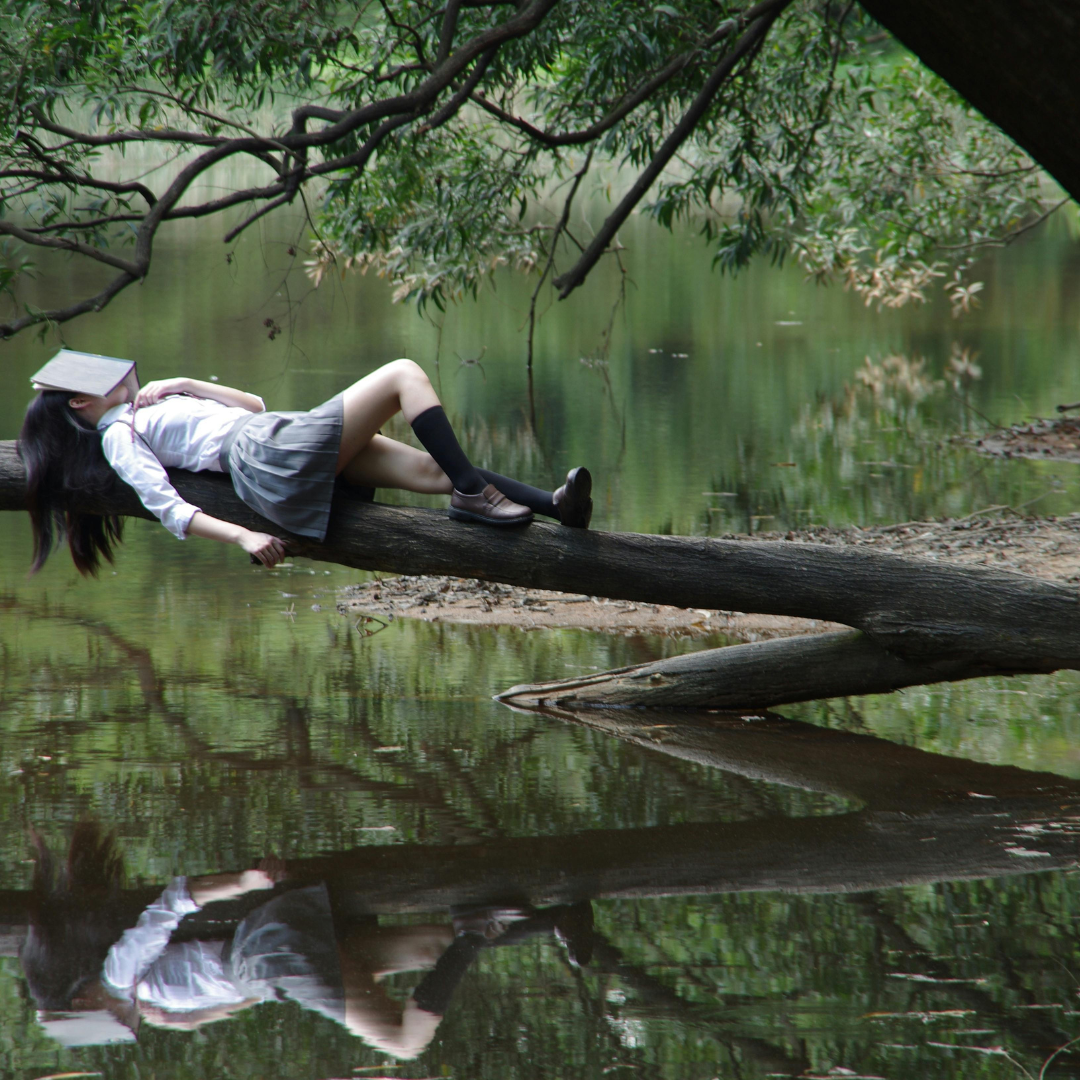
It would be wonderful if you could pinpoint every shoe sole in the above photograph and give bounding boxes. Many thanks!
[448,507,534,526]
[560,467,593,528]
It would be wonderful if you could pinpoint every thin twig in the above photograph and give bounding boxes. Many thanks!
[223,193,292,244]
[525,147,594,373]
[936,198,1069,252]
[949,391,1005,430]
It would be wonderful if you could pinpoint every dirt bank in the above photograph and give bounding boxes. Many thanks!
[337,511,1080,641]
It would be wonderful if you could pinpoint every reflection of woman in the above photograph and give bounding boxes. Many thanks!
[19,358,593,573]
[99,877,460,1058]
[22,824,289,1046]
[22,825,591,1060]
[22,826,457,1056]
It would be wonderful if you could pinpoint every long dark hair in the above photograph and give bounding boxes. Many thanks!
[20,822,128,1011]
[19,390,124,575]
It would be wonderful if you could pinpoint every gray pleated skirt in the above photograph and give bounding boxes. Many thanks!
[220,395,343,541]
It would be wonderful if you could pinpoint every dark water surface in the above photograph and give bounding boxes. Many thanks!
[2,209,1080,1078]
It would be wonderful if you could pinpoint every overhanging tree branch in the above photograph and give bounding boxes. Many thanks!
[0,166,157,208]
[0,219,140,274]
[0,271,139,337]
[0,0,564,339]
[470,12,744,148]
[289,0,560,148]
[553,0,791,298]
[3,0,1064,340]
[30,108,226,148]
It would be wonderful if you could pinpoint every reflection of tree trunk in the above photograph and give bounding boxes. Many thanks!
[2,799,1074,928]
[1,714,1079,952]
[498,629,992,709]
[507,706,1080,811]
[3,443,1080,681]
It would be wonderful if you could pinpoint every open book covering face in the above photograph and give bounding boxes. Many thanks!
[30,350,139,398]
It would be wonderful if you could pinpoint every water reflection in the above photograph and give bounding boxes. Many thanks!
[6,693,1080,1076]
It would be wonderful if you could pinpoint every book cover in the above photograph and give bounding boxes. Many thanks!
[30,350,138,397]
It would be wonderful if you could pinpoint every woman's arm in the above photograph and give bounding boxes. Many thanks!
[186,512,287,567]
[139,997,261,1031]
[187,868,279,906]
[134,377,265,413]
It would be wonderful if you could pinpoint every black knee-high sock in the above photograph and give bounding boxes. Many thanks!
[411,932,486,1016]
[477,469,557,519]
[410,405,485,495]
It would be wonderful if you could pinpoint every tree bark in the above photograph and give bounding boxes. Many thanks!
[860,0,1080,204]
[2,439,1079,678]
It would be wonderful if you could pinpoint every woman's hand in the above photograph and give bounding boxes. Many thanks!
[186,513,288,566]
[238,528,287,567]
[133,378,191,410]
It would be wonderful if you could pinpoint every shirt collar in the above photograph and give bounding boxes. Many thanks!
[97,403,133,430]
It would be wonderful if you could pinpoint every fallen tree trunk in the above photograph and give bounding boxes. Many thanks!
[2,441,1079,677]
[498,629,996,710]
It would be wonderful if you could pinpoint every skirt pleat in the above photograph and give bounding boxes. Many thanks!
[224,395,343,541]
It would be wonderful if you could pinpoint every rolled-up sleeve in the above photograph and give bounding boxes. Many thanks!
[102,424,201,539]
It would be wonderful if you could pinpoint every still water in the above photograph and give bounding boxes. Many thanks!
[2,205,1080,1078]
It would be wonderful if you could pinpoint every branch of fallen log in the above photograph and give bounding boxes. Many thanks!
[2,439,1079,706]
[497,630,994,711]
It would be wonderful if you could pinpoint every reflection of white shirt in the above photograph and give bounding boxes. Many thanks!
[98,396,261,540]
[102,877,250,1011]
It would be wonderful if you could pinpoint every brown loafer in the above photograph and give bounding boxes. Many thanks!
[553,466,592,528]
[449,484,533,526]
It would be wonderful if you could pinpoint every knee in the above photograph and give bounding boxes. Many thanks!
[388,357,428,387]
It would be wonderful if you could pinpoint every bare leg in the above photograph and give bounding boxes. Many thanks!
[340,434,452,494]
[340,923,454,978]
[335,359,441,474]
[332,357,563,525]
[339,923,453,1059]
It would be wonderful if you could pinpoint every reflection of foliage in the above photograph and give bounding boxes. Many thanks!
[945,343,983,391]
[854,352,943,407]
[701,348,994,534]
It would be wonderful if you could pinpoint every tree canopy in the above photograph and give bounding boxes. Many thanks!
[0,0,1070,341]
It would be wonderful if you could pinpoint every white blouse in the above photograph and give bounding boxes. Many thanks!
[102,877,250,1012]
[98,395,262,539]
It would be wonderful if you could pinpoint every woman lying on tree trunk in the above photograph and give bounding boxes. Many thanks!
[19,358,593,573]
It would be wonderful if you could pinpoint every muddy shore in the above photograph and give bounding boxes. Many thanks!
[338,511,1080,642]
